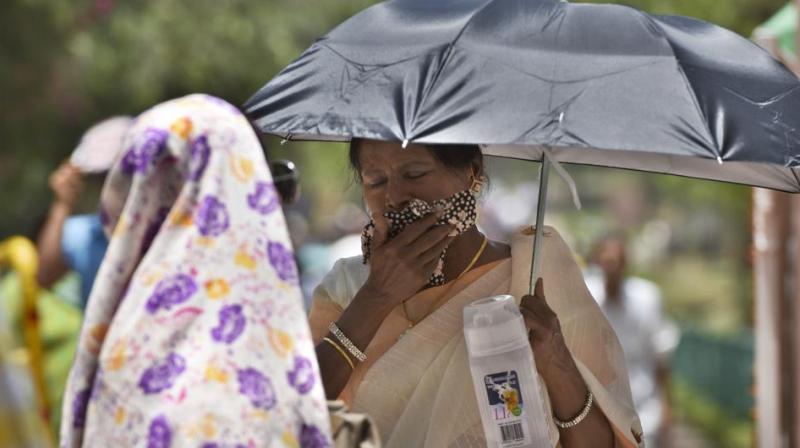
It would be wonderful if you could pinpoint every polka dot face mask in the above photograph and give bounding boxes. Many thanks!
[361,189,478,287]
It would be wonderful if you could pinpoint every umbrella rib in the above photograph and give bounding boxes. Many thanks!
[451,49,667,84]
[408,0,497,138]
[720,84,800,107]
[791,167,800,189]
[320,42,442,69]
[648,13,721,161]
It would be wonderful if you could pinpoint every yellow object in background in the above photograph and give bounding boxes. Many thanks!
[0,236,52,447]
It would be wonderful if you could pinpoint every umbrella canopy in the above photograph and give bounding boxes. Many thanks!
[246,0,800,192]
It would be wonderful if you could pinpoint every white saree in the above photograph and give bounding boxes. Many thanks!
[310,226,644,447]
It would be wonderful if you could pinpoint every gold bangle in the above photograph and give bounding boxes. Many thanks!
[322,337,355,371]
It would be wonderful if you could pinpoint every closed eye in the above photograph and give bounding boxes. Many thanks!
[365,177,387,188]
[405,171,430,180]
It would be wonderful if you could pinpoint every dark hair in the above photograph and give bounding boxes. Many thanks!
[348,138,484,182]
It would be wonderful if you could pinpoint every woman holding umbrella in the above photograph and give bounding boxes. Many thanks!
[308,139,642,448]
[247,0,800,446]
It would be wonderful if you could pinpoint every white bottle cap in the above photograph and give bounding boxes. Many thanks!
[463,295,530,357]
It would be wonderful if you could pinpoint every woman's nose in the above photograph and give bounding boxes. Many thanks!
[385,182,410,211]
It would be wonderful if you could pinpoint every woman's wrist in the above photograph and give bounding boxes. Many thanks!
[49,200,73,217]
[534,335,591,421]
[329,286,397,359]
[536,333,579,381]
[352,284,401,316]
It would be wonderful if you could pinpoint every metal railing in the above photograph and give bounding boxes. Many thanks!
[671,327,754,420]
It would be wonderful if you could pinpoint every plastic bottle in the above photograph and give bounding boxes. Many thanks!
[464,295,551,447]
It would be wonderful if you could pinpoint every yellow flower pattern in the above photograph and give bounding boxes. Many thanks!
[205,279,230,299]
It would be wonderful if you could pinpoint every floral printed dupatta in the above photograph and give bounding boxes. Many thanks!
[60,95,331,448]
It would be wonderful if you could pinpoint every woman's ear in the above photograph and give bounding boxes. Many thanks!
[470,159,484,180]
[468,159,486,194]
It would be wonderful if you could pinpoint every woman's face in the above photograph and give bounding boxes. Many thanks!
[357,140,472,218]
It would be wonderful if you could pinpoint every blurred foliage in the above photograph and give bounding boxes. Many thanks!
[1,272,82,436]
[671,378,754,448]
[586,0,787,36]
[0,0,374,238]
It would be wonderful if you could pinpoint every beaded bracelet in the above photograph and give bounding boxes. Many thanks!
[329,322,367,363]
[554,391,594,429]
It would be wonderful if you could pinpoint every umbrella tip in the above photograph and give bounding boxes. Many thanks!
[716,156,723,165]
[402,139,409,149]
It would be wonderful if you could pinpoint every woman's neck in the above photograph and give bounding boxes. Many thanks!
[442,227,510,282]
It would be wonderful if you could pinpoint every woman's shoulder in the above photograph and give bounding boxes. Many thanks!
[507,225,585,300]
[509,225,561,253]
[317,256,369,309]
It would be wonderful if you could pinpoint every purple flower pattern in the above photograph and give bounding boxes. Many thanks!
[300,424,330,448]
[138,353,186,394]
[195,195,229,237]
[147,416,172,448]
[146,274,197,314]
[71,388,91,428]
[210,304,246,344]
[247,181,280,215]
[121,128,169,174]
[237,368,276,410]
[267,241,298,284]
[188,135,211,181]
[287,356,316,395]
[141,207,170,257]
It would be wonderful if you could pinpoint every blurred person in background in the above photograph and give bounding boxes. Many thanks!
[297,202,366,309]
[584,235,679,448]
[35,117,133,309]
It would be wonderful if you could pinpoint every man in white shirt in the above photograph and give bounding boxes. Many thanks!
[584,235,679,448]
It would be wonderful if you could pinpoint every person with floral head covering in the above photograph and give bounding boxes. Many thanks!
[60,94,331,448]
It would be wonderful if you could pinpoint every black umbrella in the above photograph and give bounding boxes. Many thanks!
[245,0,800,288]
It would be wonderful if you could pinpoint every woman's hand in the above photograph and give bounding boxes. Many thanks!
[359,212,454,311]
[49,162,83,210]
[316,211,453,399]
[520,278,574,379]
[37,162,83,287]
[520,278,615,447]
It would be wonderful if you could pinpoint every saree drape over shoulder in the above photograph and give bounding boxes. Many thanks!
[309,226,643,448]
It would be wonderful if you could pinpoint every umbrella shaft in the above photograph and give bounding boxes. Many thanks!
[530,154,550,295]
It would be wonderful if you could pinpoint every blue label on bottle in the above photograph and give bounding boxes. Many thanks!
[484,371,524,418]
